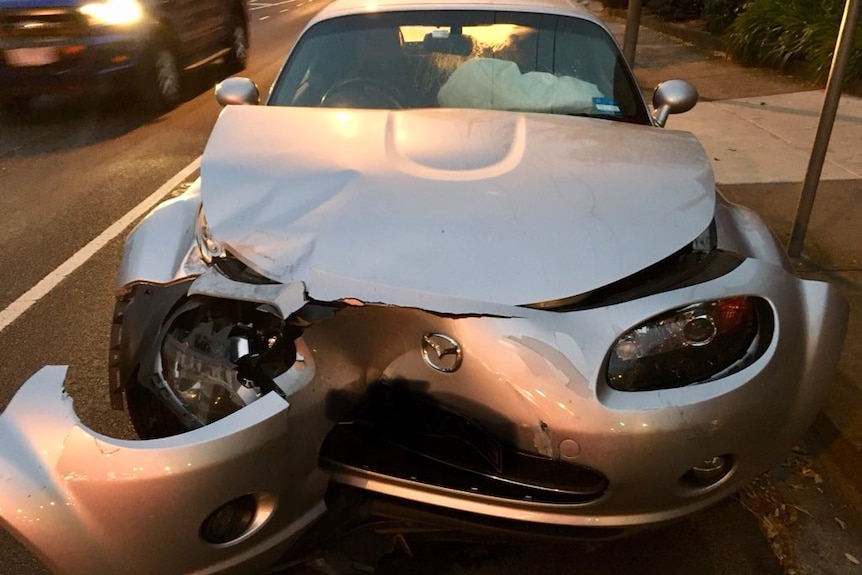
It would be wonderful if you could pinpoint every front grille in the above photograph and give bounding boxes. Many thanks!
[320,381,609,505]
[0,8,88,40]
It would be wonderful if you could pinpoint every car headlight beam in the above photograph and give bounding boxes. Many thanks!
[79,0,144,26]
[606,297,770,392]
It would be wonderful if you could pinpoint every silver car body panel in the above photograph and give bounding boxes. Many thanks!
[200,106,714,307]
[0,367,326,575]
[0,0,849,572]
[116,180,203,288]
[0,254,848,574]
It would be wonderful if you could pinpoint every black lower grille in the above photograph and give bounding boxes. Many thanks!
[319,381,608,505]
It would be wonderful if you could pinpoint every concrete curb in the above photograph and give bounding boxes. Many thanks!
[811,412,862,511]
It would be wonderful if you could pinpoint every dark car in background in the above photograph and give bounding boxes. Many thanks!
[0,0,249,113]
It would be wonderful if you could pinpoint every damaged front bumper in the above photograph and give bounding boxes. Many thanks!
[0,254,848,575]
[0,366,325,575]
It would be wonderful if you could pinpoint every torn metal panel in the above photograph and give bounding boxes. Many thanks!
[304,268,528,317]
[188,269,308,319]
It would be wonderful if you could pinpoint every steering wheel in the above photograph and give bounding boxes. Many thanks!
[320,77,404,109]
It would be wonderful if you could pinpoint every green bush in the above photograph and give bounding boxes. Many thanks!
[726,0,862,85]
[643,0,704,21]
[702,0,746,33]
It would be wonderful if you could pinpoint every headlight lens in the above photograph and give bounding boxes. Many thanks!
[161,332,261,425]
[606,297,767,391]
[158,298,298,425]
[79,0,143,25]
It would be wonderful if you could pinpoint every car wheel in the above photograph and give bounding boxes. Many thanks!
[141,36,182,111]
[224,17,249,75]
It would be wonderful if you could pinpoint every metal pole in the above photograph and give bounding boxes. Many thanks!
[623,0,642,67]
[787,0,861,257]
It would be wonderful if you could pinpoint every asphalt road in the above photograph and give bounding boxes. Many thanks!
[1,4,861,574]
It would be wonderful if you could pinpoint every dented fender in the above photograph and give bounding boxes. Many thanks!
[116,180,202,288]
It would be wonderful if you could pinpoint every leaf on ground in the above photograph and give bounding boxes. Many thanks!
[787,504,812,518]
[835,517,846,530]
[800,468,823,484]
[737,476,796,569]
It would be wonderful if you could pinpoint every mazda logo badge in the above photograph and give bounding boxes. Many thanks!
[421,333,462,373]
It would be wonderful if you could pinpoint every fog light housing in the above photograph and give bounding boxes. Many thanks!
[681,455,733,488]
[201,494,258,545]
[200,492,277,546]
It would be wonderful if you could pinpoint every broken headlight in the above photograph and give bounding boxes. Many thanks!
[158,298,297,425]
[606,297,770,391]
[161,330,260,425]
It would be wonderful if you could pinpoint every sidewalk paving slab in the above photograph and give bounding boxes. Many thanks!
[672,93,862,184]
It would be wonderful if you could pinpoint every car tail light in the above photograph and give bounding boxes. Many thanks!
[606,297,768,391]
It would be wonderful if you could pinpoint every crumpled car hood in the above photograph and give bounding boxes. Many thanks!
[201,106,715,305]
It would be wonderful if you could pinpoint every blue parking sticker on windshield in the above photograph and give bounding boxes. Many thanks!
[593,97,622,116]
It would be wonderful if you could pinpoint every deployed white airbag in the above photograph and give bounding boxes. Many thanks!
[438,58,603,112]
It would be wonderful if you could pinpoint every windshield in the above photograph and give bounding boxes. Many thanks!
[269,10,651,124]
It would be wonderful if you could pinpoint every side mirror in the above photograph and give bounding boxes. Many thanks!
[215,77,260,106]
[652,79,698,127]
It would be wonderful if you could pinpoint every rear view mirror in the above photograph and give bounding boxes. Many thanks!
[215,77,260,106]
[652,79,698,127]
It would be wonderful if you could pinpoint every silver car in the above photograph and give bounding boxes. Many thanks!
[0,0,848,573]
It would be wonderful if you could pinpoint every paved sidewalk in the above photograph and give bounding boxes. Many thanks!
[596,9,862,491]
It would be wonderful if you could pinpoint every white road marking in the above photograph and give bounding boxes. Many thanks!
[249,0,296,11]
[0,157,202,335]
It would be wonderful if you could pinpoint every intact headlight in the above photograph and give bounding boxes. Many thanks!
[606,296,770,391]
[79,0,143,27]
